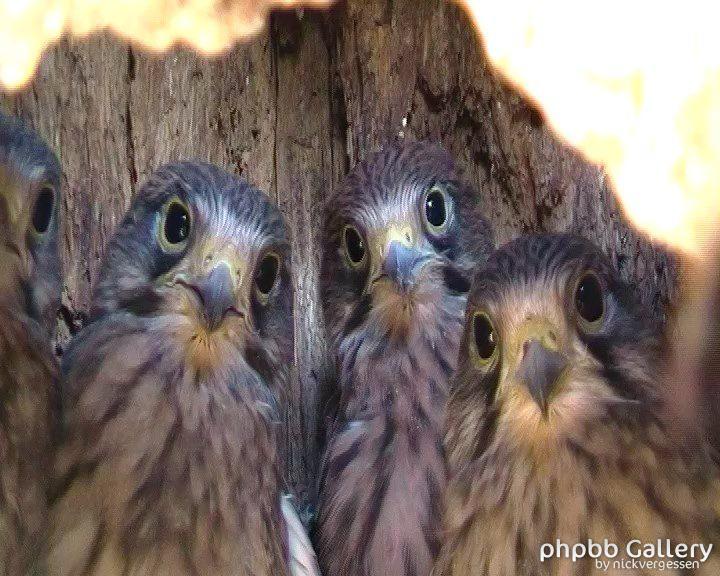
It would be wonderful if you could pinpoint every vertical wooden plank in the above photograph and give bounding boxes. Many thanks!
[273,9,341,507]
[127,40,277,193]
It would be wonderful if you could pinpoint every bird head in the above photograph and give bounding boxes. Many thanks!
[321,142,494,344]
[0,112,62,334]
[92,162,293,376]
[450,234,660,459]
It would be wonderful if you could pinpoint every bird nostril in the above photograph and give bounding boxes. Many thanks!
[522,341,530,357]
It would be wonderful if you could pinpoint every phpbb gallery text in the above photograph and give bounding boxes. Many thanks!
[540,539,712,572]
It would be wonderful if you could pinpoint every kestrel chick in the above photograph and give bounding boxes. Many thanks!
[0,112,61,575]
[48,162,318,576]
[437,234,720,576]
[316,142,494,576]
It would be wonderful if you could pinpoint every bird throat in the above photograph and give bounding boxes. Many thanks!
[183,322,246,374]
[374,292,416,338]
[343,282,465,415]
[318,284,465,575]
[371,275,450,340]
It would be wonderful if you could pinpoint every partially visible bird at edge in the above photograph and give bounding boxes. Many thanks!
[0,111,62,576]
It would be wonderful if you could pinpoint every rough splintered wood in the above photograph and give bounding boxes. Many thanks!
[0,0,678,512]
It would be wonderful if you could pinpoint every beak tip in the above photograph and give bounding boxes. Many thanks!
[197,262,237,330]
[517,339,566,413]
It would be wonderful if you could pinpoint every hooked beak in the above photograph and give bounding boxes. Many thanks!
[187,261,242,331]
[381,240,428,292]
[516,338,567,414]
[383,241,423,291]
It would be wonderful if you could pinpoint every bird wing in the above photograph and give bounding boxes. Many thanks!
[281,494,321,576]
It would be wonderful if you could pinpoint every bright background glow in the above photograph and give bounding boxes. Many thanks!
[458,0,720,256]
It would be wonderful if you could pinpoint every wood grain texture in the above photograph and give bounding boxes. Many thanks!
[0,0,678,511]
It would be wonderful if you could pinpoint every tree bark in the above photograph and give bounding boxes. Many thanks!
[0,0,678,511]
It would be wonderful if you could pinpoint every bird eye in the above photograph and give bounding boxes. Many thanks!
[31,186,54,234]
[575,272,605,327]
[255,252,280,298]
[160,198,191,250]
[424,186,450,234]
[472,311,498,364]
[343,225,366,266]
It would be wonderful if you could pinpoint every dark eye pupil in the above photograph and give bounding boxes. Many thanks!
[256,254,279,295]
[32,187,54,233]
[576,274,604,323]
[473,314,497,360]
[345,227,365,264]
[164,203,190,244]
[425,189,447,228]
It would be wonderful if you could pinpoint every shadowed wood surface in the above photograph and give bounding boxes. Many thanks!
[0,0,678,511]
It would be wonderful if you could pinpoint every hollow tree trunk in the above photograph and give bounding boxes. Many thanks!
[0,0,678,512]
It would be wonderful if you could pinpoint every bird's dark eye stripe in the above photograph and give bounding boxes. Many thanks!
[255,253,280,296]
[576,272,604,324]
[163,201,191,245]
[31,187,54,234]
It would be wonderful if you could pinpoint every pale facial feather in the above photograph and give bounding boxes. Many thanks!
[482,273,628,455]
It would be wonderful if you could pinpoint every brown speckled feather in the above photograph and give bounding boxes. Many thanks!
[0,112,62,576]
[437,234,720,576]
[0,308,57,576]
[49,313,289,576]
[318,280,463,575]
[48,162,304,576]
[317,142,494,576]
